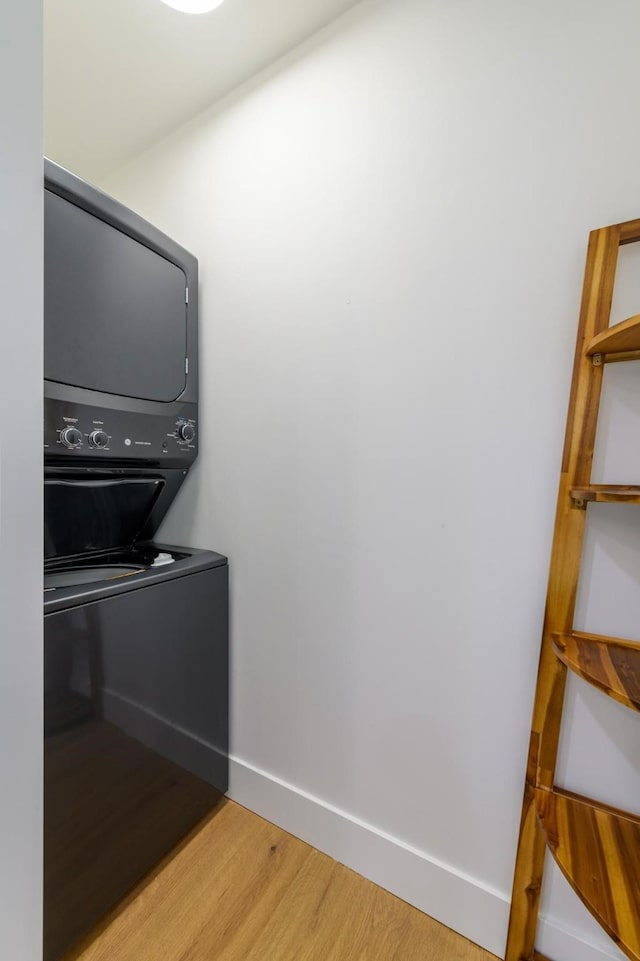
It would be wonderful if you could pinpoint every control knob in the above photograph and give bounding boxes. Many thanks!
[178,423,196,443]
[89,429,109,449]
[60,426,83,449]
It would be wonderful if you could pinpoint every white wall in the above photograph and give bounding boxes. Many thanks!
[104,1,640,957]
[0,1,43,958]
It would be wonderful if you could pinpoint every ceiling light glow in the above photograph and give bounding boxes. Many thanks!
[159,0,225,13]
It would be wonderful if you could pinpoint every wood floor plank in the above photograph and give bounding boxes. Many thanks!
[68,802,264,961]
[70,801,498,961]
[364,886,496,961]
[271,852,378,961]
[177,823,313,961]
[227,848,343,961]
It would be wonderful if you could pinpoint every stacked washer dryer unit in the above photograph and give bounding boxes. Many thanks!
[43,159,229,961]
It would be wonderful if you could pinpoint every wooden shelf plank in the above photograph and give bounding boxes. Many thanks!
[553,632,640,711]
[570,485,640,505]
[586,314,640,359]
[535,788,640,961]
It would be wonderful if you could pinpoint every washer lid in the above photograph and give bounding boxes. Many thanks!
[44,477,165,559]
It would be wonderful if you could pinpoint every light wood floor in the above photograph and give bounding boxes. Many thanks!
[66,800,499,961]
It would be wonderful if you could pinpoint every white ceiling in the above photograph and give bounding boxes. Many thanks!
[44,0,361,183]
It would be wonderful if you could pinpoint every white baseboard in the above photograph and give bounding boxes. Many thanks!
[536,919,626,961]
[228,755,622,961]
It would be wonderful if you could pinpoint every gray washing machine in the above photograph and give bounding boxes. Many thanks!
[44,538,228,960]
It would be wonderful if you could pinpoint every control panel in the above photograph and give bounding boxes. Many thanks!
[44,398,198,466]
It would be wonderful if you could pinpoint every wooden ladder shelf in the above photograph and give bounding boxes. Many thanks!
[505,217,640,961]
